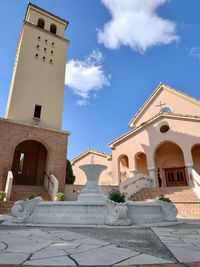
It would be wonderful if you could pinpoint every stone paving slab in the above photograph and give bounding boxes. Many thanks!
[152,225,200,263]
[1,222,200,265]
[0,227,173,266]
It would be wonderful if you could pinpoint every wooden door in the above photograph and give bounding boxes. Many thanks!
[12,140,47,186]
[164,167,187,187]
[12,151,38,185]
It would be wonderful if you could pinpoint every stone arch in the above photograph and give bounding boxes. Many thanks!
[135,152,148,175]
[154,141,187,187]
[191,144,200,175]
[11,140,47,186]
[37,18,45,29]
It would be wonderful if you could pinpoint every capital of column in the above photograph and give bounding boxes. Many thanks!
[185,163,193,168]
[147,167,156,172]
[129,169,137,175]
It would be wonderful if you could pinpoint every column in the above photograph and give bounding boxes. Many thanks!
[185,163,194,186]
[148,167,157,187]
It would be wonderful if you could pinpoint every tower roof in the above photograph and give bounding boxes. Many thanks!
[25,2,69,27]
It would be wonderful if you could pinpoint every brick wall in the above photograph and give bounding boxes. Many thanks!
[0,201,15,215]
[0,118,68,192]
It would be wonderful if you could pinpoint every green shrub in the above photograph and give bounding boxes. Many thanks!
[54,192,65,201]
[108,190,126,203]
[24,193,37,200]
[0,191,6,201]
[66,160,76,184]
[159,194,171,203]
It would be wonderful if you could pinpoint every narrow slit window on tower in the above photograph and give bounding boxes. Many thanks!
[37,45,40,49]
[44,48,47,52]
[52,42,55,46]
[51,50,53,55]
[45,39,48,43]
[37,18,45,29]
[50,59,53,64]
[34,105,42,119]
[35,53,38,58]
[38,36,41,41]
[43,56,45,61]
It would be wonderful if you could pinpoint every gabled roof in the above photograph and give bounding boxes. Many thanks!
[109,112,200,149]
[25,2,69,27]
[128,83,200,128]
[71,148,111,164]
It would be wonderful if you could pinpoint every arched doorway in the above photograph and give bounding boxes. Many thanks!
[154,141,187,187]
[135,152,148,175]
[12,140,47,186]
[118,155,129,183]
[192,144,200,175]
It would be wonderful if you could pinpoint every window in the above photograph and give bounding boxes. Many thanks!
[36,45,40,49]
[50,59,53,64]
[35,53,38,58]
[45,39,47,43]
[157,120,170,134]
[52,42,55,46]
[51,50,53,55]
[43,56,45,61]
[18,153,24,174]
[160,124,170,133]
[44,48,47,52]
[161,107,173,113]
[37,18,45,29]
[38,36,41,40]
[50,24,57,34]
[34,105,42,119]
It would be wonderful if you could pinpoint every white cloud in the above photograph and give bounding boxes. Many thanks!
[97,0,179,52]
[188,47,200,60]
[65,50,110,105]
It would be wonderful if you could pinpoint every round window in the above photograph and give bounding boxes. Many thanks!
[160,124,170,133]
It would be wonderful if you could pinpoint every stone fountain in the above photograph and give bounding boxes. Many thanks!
[10,159,177,226]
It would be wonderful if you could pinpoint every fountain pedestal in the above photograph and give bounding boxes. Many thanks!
[78,164,107,202]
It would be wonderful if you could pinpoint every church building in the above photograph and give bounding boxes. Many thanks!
[0,3,70,201]
[72,83,200,212]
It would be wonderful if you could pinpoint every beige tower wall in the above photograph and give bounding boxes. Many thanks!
[5,6,69,130]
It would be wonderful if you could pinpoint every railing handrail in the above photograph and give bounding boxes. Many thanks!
[190,170,200,186]
[120,173,153,188]
[5,171,14,200]
[122,176,153,190]
[44,172,55,187]
[44,172,59,200]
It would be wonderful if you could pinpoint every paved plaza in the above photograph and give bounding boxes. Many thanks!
[0,218,200,266]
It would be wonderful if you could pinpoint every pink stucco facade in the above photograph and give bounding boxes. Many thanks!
[110,84,200,186]
[73,84,200,189]
[72,150,113,185]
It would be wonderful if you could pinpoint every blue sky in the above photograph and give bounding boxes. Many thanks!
[1,0,200,159]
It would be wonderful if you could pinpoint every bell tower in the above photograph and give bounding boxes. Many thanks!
[5,3,69,130]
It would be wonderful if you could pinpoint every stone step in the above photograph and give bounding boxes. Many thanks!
[130,186,200,217]
[10,185,51,201]
[131,186,200,202]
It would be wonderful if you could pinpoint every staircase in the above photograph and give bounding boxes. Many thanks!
[132,186,199,202]
[0,185,51,215]
[131,186,200,218]
[10,185,51,201]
